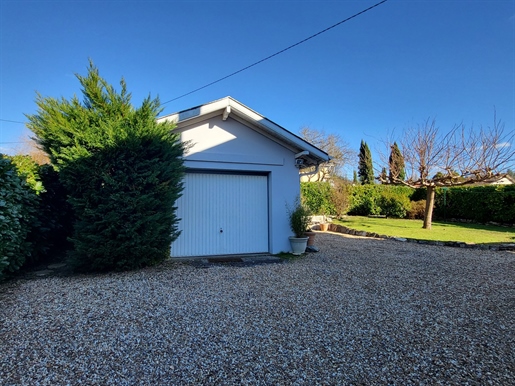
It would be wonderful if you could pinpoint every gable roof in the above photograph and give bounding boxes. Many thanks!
[157,96,330,168]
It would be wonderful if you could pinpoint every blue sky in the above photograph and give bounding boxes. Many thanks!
[1,0,514,176]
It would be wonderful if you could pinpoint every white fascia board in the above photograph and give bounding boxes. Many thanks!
[157,97,231,125]
[158,96,330,164]
[227,102,330,163]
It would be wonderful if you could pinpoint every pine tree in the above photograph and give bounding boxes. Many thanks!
[26,62,185,272]
[358,140,374,185]
[388,142,405,182]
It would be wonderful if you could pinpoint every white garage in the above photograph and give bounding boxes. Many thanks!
[157,97,330,257]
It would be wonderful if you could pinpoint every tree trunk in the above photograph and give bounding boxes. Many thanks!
[423,186,436,229]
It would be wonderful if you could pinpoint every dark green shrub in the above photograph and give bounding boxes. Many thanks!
[0,157,39,278]
[377,190,411,218]
[3,157,73,269]
[63,136,184,272]
[409,187,426,201]
[434,185,515,224]
[28,165,73,266]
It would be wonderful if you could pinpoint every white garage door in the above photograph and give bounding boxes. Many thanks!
[171,172,269,257]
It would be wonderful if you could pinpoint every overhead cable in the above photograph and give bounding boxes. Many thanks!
[161,0,389,105]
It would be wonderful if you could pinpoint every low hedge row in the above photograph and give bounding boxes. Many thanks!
[347,184,414,217]
[301,181,515,224]
[433,185,515,224]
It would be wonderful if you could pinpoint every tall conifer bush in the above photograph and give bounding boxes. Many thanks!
[26,62,185,272]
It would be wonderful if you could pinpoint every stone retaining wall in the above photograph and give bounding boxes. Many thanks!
[318,223,515,252]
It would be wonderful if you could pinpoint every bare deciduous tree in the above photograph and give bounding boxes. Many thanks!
[299,127,355,181]
[379,114,514,229]
[15,133,50,165]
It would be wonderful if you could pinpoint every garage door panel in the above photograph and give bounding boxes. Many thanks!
[172,173,269,257]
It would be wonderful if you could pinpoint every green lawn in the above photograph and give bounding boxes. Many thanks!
[335,216,515,244]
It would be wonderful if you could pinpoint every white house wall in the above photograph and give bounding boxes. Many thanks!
[176,115,300,255]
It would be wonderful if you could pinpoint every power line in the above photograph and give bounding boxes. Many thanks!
[0,0,389,122]
[161,0,389,105]
[0,118,25,124]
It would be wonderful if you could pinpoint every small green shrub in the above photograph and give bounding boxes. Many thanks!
[407,200,427,219]
[377,190,411,218]
[300,182,335,215]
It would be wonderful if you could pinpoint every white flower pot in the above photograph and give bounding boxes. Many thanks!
[289,236,309,255]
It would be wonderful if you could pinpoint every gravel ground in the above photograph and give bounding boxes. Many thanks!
[1,232,514,385]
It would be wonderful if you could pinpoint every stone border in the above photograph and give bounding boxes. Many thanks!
[319,223,515,252]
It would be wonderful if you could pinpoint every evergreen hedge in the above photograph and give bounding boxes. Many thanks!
[1,156,73,275]
[0,157,38,278]
[32,164,74,265]
[434,185,515,224]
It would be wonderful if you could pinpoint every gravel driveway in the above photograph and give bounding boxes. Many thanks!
[1,232,514,385]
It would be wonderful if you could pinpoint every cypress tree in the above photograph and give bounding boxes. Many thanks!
[380,167,387,184]
[358,140,374,185]
[388,142,405,182]
[26,62,185,272]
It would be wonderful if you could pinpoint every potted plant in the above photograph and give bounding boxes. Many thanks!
[304,228,316,246]
[287,198,311,255]
[318,206,330,232]
[320,216,329,232]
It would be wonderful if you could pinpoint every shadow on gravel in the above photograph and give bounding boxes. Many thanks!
[189,256,285,269]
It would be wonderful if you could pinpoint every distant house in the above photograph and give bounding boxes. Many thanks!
[474,174,515,186]
[299,164,333,183]
[487,175,515,185]
[157,97,329,257]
